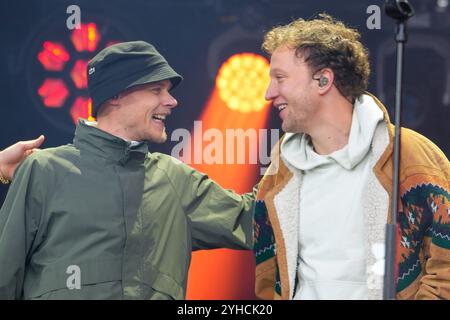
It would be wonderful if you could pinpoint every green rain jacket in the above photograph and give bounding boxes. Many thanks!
[0,119,255,299]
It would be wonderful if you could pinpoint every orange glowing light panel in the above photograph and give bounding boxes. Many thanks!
[216,53,271,113]
[71,23,101,52]
[186,53,271,300]
[70,59,89,89]
[70,97,95,124]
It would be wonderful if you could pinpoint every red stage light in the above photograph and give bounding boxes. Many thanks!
[70,97,94,124]
[38,41,70,71]
[35,20,123,127]
[71,23,101,52]
[38,79,69,108]
[70,59,89,89]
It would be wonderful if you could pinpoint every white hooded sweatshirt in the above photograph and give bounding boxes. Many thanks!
[281,94,384,300]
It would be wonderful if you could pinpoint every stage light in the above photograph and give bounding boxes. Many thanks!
[71,23,101,52]
[437,0,448,9]
[36,29,98,123]
[38,79,69,108]
[70,59,89,89]
[216,53,270,113]
[186,51,272,300]
[38,41,70,71]
[70,97,94,124]
[28,16,129,132]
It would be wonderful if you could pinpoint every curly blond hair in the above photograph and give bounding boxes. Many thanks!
[263,14,370,100]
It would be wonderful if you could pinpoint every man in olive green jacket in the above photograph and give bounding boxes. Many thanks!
[0,41,254,299]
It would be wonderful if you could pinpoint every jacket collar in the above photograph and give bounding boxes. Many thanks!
[73,118,149,165]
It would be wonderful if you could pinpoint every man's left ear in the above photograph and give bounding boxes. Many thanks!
[314,68,334,94]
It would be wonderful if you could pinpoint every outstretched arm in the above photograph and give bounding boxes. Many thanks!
[0,135,45,182]
[167,159,256,251]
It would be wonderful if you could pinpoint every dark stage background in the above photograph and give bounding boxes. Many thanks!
[0,0,449,299]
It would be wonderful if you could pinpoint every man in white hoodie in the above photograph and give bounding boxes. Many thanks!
[253,14,450,300]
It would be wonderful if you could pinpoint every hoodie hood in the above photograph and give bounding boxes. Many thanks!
[281,94,384,171]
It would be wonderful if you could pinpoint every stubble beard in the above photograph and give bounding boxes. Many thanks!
[149,128,167,144]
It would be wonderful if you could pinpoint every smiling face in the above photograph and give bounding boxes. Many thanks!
[112,80,178,143]
[265,46,319,134]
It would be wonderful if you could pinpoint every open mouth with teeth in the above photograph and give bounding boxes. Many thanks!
[276,104,287,112]
[152,114,168,123]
